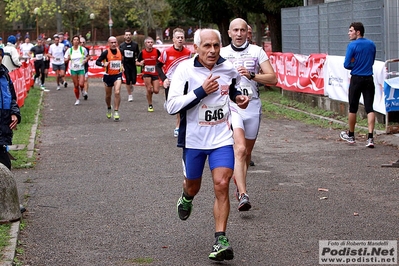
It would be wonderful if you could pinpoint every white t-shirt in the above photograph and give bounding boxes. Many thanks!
[20,43,34,58]
[166,56,242,149]
[49,43,65,65]
[220,43,269,115]
[64,46,87,71]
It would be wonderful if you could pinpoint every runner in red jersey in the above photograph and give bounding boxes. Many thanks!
[137,37,161,112]
[157,28,192,137]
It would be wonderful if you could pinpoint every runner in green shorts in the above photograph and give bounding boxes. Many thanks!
[64,35,88,105]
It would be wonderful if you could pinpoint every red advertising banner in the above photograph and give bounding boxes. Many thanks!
[269,53,326,95]
[8,61,35,107]
[10,50,328,109]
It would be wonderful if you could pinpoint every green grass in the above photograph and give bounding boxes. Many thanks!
[0,224,11,258]
[11,87,42,168]
[259,87,386,133]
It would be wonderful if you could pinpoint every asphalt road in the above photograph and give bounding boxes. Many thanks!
[12,78,399,265]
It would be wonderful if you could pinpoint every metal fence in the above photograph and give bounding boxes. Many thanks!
[282,0,399,62]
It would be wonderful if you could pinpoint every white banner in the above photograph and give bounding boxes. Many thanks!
[324,56,386,115]
[384,76,399,112]
[319,240,397,264]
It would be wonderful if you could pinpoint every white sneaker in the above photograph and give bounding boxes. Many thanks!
[366,138,374,148]
[174,128,179,138]
[57,86,60,91]
[40,85,50,92]
[340,131,355,144]
[74,99,80,105]
[35,78,40,84]
[128,95,133,102]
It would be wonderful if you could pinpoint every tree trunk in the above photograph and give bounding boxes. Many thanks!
[56,0,62,33]
[266,12,282,52]
[255,13,263,46]
[217,17,231,46]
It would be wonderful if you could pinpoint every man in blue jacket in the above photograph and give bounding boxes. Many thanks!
[0,47,21,169]
[340,22,376,148]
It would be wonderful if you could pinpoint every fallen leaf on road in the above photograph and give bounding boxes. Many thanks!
[353,212,359,216]
[320,197,328,200]
[318,188,329,192]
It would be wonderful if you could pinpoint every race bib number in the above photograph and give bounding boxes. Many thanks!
[198,102,229,126]
[54,57,62,62]
[144,65,156,73]
[36,54,44,60]
[110,61,121,70]
[72,63,83,70]
[124,50,133,58]
[240,84,254,99]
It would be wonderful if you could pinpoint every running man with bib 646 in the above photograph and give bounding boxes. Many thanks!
[166,28,249,262]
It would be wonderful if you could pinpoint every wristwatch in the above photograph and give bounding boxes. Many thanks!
[249,72,256,80]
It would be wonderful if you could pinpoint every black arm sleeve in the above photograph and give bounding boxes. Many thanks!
[229,78,242,103]
[156,61,167,81]
[95,50,109,66]
[137,52,143,62]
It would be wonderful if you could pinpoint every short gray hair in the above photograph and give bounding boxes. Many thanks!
[193,29,221,47]
[144,36,154,43]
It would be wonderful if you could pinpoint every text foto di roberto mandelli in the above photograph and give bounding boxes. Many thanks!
[319,240,397,265]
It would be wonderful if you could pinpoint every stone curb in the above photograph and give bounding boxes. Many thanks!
[0,221,19,266]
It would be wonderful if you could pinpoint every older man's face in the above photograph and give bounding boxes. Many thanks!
[195,30,220,70]
[109,38,118,49]
[173,31,185,49]
[145,39,154,50]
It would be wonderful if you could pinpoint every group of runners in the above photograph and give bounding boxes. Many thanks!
[59,22,276,261]
[93,29,167,122]
[10,33,89,103]
[16,34,72,92]
[19,22,278,261]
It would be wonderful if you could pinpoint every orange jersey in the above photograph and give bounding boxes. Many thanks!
[105,48,123,75]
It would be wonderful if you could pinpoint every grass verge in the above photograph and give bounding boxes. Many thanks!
[11,87,42,168]
[0,224,11,259]
[259,86,386,133]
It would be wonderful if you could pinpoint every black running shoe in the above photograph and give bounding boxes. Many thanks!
[64,81,68,88]
[238,193,252,211]
[176,196,192,220]
[209,236,234,261]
